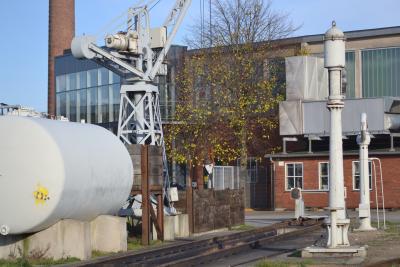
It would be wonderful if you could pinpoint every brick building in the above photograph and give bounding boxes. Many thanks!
[265,26,400,211]
[267,151,400,210]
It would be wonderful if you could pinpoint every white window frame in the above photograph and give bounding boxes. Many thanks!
[352,160,373,191]
[285,162,303,191]
[318,162,329,191]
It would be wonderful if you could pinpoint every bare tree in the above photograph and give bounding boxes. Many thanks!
[186,0,298,48]
[167,0,298,203]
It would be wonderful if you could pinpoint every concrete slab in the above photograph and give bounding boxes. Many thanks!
[302,245,367,258]
[174,214,189,238]
[163,216,175,241]
[91,215,127,253]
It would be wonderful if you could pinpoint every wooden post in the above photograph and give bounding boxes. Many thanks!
[157,194,164,240]
[141,145,150,245]
[186,161,194,234]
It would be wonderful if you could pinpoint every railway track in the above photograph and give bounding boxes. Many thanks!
[69,217,324,267]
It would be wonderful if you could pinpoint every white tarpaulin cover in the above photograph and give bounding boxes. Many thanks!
[285,56,328,101]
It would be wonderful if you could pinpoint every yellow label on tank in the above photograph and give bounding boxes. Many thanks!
[33,184,50,205]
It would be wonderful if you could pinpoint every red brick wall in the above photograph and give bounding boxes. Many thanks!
[273,154,400,210]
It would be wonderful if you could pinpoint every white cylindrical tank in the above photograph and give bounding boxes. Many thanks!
[0,116,133,235]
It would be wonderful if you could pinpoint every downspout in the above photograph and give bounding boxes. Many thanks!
[269,157,276,211]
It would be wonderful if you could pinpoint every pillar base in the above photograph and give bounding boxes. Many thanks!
[302,245,367,258]
[326,219,350,246]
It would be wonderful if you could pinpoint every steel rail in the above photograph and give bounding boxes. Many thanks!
[67,218,323,267]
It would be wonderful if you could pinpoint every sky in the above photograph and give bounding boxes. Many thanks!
[0,0,399,112]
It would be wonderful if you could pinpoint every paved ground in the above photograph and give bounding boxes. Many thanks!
[242,210,400,267]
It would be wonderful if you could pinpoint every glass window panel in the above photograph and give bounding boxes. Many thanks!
[112,72,120,84]
[88,69,98,88]
[99,68,109,86]
[345,51,355,98]
[99,85,109,123]
[59,92,67,118]
[68,73,77,91]
[56,75,66,92]
[56,94,61,116]
[69,91,77,122]
[362,47,400,97]
[287,164,294,176]
[78,89,87,122]
[112,84,120,122]
[287,177,294,190]
[295,177,303,188]
[353,161,373,190]
[79,71,87,89]
[295,164,302,176]
[319,162,329,190]
[88,87,98,123]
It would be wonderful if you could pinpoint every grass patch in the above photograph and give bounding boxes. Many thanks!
[92,250,116,258]
[127,238,163,251]
[372,221,400,235]
[231,224,256,231]
[0,257,79,267]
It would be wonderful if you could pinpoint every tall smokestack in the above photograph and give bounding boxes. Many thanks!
[48,0,75,116]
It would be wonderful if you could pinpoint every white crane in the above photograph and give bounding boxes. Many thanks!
[71,0,192,195]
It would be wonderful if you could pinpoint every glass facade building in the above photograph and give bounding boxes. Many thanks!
[56,67,121,125]
[54,46,185,132]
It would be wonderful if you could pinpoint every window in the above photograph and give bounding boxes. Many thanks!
[345,51,355,98]
[56,75,66,92]
[99,68,109,86]
[362,47,400,97]
[67,73,77,91]
[68,91,77,122]
[99,85,109,123]
[78,89,87,122]
[88,87,98,123]
[319,162,329,190]
[88,69,98,88]
[78,71,87,89]
[111,84,120,122]
[285,163,303,190]
[352,161,372,190]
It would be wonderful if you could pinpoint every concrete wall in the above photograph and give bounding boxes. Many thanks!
[272,154,400,210]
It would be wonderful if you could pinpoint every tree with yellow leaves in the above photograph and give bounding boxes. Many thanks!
[165,0,297,191]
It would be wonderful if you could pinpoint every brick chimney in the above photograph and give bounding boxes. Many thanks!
[48,0,75,116]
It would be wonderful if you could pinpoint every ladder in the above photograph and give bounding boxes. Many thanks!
[370,157,386,229]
